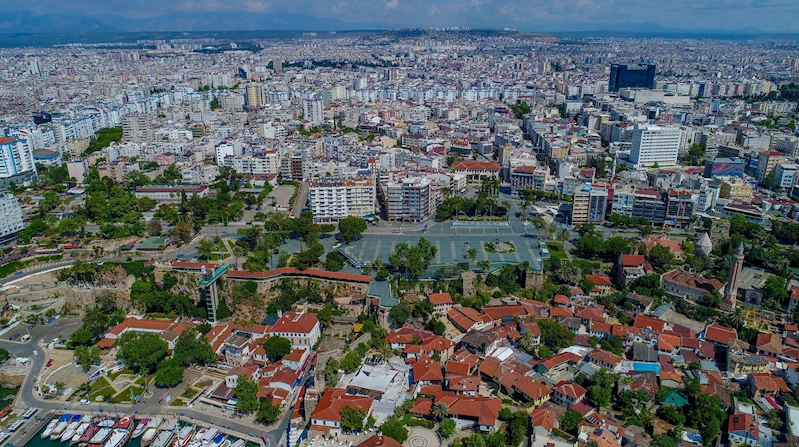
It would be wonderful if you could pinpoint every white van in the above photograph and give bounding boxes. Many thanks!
[20,334,31,342]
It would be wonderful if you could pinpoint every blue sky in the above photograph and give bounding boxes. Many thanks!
[9,0,799,32]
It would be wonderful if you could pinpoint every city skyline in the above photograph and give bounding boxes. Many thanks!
[3,0,799,34]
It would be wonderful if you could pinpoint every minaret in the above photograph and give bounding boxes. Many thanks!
[723,241,744,311]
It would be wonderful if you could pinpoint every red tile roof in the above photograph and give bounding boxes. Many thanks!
[434,391,502,426]
[620,255,645,266]
[513,376,552,401]
[703,323,737,346]
[310,389,374,422]
[428,292,454,305]
[553,381,586,399]
[413,361,444,382]
[270,312,319,335]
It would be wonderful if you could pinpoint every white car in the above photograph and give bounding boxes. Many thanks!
[80,399,90,405]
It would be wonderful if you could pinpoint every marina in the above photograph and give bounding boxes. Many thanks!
[19,414,259,447]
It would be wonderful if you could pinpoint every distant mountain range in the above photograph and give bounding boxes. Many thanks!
[0,10,784,35]
[0,11,392,34]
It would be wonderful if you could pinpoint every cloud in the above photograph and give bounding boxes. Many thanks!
[2,0,799,32]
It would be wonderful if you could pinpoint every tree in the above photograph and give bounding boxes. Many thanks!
[256,398,281,424]
[338,217,368,242]
[559,409,582,434]
[198,238,216,260]
[262,336,292,361]
[648,244,676,271]
[463,434,486,447]
[589,385,611,410]
[341,406,366,433]
[438,419,456,438]
[729,307,746,330]
[340,351,363,372]
[380,419,408,443]
[766,409,784,431]
[174,220,193,242]
[0,348,7,362]
[389,300,412,325]
[155,358,184,387]
[324,251,346,271]
[116,332,168,374]
[173,331,217,366]
[477,260,491,272]
[763,275,789,307]
[74,346,101,371]
[234,377,259,414]
[432,402,449,421]
[538,319,575,352]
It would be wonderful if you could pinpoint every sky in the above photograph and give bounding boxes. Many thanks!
[7,0,799,32]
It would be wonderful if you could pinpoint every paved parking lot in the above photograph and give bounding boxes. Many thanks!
[2,317,83,345]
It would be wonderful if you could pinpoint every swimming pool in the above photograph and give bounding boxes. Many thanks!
[632,362,661,373]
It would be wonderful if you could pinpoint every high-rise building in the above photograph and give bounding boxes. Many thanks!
[245,83,264,108]
[273,58,282,73]
[755,151,787,182]
[302,97,324,125]
[385,177,432,222]
[27,59,41,76]
[0,137,35,179]
[308,178,376,222]
[629,124,681,168]
[121,114,153,143]
[0,193,24,244]
[608,64,656,92]
[723,241,744,310]
[571,184,608,225]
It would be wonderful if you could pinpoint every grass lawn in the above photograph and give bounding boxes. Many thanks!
[108,368,134,381]
[553,429,573,440]
[180,387,199,399]
[546,242,568,260]
[88,376,117,402]
[171,399,185,406]
[114,386,144,402]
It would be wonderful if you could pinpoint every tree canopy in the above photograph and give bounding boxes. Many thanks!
[262,336,292,361]
[154,358,184,387]
[116,332,169,374]
[338,217,368,242]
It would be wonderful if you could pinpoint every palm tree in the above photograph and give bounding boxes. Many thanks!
[557,229,570,242]
[442,187,452,200]
[232,244,248,269]
[518,332,537,353]
[730,307,746,330]
[375,344,394,361]
[432,402,450,421]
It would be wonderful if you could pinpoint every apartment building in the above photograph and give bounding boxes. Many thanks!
[0,193,24,244]
[385,176,433,222]
[571,184,608,225]
[756,151,787,182]
[719,178,754,202]
[629,124,681,168]
[231,151,281,175]
[308,177,376,222]
[510,166,549,196]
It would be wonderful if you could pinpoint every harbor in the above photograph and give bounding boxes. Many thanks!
[14,411,263,447]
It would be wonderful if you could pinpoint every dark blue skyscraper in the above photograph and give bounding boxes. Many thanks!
[608,64,656,92]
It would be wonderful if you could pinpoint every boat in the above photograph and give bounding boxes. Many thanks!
[132,418,150,438]
[200,428,218,447]
[62,415,84,441]
[141,417,164,447]
[70,422,91,444]
[189,428,207,447]
[88,419,117,447]
[52,414,74,439]
[152,423,175,447]
[219,439,231,447]
[42,419,58,438]
[209,433,226,447]
[175,425,195,447]
[230,439,245,447]
[78,424,100,445]
[104,417,134,447]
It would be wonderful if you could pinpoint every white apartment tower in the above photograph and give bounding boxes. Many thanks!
[630,124,682,168]
[246,83,264,108]
[0,137,35,178]
[0,193,25,243]
[302,97,324,125]
[121,114,153,143]
[308,178,376,222]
